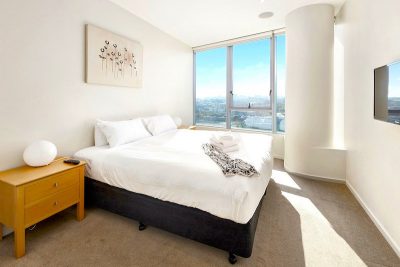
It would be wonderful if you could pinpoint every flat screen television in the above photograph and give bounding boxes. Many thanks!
[374,61,400,125]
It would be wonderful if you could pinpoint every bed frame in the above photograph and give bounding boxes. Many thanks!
[85,178,265,264]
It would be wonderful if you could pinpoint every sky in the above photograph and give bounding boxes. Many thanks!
[388,62,400,98]
[195,35,286,99]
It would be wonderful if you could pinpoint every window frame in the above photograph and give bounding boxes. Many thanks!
[274,33,286,133]
[193,30,285,134]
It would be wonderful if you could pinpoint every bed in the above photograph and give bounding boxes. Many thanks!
[75,129,272,264]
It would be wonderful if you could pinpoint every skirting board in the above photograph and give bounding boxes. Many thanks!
[1,224,13,238]
[284,166,346,184]
[346,181,400,258]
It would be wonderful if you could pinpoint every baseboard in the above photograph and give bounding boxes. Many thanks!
[1,224,13,238]
[284,166,346,184]
[346,181,400,258]
[273,154,284,160]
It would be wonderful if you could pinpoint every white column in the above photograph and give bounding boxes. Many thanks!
[284,4,346,180]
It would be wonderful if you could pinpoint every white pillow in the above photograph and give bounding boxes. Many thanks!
[143,115,177,136]
[94,121,108,146]
[98,119,151,148]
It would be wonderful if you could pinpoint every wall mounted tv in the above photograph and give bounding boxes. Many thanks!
[374,60,400,125]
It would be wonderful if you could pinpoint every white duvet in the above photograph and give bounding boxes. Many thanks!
[74,129,272,224]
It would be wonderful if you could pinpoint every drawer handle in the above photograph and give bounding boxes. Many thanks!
[54,182,59,188]
[54,201,58,206]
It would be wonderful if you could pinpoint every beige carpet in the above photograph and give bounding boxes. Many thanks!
[0,159,399,267]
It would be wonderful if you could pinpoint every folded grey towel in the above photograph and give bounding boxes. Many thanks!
[202,143,259,177]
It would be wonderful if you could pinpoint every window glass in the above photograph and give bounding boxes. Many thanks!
[231,110,272,131]
[195,47,227,127]
[232,38,271,108]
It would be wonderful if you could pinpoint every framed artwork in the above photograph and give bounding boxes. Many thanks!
[86,24,143,88]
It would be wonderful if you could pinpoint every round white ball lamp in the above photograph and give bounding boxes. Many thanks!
[173,117,182,128]
[23,140,57,167]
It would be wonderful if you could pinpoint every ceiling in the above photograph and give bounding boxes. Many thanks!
[109,0,346,47]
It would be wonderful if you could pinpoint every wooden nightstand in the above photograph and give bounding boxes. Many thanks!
[0,157,86,258]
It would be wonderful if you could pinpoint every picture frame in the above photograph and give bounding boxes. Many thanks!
[85,24,143,88]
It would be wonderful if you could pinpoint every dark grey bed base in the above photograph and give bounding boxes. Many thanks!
[85,178,265,264]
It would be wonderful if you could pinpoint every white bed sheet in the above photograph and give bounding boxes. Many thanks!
[74,129,272,224]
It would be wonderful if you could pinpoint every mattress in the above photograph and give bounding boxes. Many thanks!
[74,129,272,224]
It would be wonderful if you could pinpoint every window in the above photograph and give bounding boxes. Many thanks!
[194,32,286,133]
[195,47,227,127]
[231,110,272,131]
[275,34,286,132]
[232,39,271,109]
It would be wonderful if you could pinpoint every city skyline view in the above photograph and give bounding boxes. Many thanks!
[195,35,286,132]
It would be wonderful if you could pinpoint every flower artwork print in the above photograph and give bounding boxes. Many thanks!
[86,24,143,88]
[99,41,137,78]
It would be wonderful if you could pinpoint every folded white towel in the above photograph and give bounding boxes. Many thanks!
[210,139,239,152]
[210,136,239,147]
[210,141,239,153]
[212,132,239,143]
[219,134,234,141]
[221,144,239,153]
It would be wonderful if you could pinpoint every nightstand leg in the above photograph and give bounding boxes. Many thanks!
[77,168,85,221]
[0,224,3,241]
[14,227,25,258]
[14,186,25,258]
[76,202,84,221]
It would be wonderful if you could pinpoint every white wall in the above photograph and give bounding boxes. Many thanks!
[285,4,346,181]
[336,0,400,256]
[272,134,285,160]
[0,0,193,170]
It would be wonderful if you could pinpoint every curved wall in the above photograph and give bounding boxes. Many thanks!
[285,4,346,180]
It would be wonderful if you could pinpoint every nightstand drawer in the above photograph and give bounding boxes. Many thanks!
[25,185,79,227]
[24,169,79,205]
